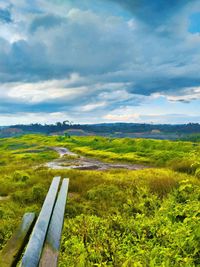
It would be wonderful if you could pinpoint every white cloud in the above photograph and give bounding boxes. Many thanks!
[3,74,88,103]
[99,89,132,101]
[104,113,140,122]
[0,0,200,124]
[153,86,200,102]
[0,111,72,125]
[103,106,141,122]
[103,111,200,124]
[81,101,107,112]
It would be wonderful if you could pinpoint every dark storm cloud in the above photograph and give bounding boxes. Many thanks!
[0,10,132,82]
[29,14,65,33]
[0,0,200,123]
[130,77,200,96]
[107,0,195,27]
[0,7,12,23]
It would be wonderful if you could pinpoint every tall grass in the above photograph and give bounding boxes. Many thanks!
[0,135,199,265]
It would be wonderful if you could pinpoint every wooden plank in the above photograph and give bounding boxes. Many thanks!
[39,178,69,267]
[0,212,36,267]
[21,177,61,267]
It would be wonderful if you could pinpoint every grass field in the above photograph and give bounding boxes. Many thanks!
[0,135,200,266]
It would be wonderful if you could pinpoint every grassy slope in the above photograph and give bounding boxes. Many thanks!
[64,136,200,169]
[0,135,199,266]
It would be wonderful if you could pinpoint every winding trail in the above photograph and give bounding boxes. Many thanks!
[50,147,77,158]
[45,147,148,171]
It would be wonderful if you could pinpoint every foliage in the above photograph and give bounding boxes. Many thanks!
[3,122,200,136]
[0,134,199,266]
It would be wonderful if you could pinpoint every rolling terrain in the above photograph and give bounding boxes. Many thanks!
[0,134,199,266]
[1,123,200,141]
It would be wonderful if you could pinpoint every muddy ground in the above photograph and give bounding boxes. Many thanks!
[45,147,149,171]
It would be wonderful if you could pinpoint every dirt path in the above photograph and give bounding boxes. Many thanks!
[46,147,148,171]
[50,147,78,158]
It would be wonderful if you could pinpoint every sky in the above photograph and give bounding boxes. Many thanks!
[0,0,200,125]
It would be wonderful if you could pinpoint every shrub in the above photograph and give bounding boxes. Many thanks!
[12,171,30,183]
[0,160,6,166]
[0,209,4,219]
[0,180,14,196]
[168,159,194,174]
[149,177,178,198]
[12,190,32,204]
[32,185,46,203]
[86,184,126,215]
[195,168,200,179]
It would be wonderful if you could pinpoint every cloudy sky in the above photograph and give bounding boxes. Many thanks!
[0,0,200,125]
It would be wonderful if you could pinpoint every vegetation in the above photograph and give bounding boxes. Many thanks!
[180,133,200,142]
[0,134,200,266]
[61,136,200,174]
[1,122,200,138]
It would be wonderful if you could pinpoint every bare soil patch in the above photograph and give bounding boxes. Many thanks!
[46,147,149,171]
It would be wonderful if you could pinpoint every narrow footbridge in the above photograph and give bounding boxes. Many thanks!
[0,177,69,267]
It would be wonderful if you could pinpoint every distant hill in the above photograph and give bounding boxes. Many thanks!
[0,127,23,138]
[0,122,200,140]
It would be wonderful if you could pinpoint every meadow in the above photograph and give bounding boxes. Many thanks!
[0,134,199,266]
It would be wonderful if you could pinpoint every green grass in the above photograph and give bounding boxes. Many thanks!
[0,134,199,266]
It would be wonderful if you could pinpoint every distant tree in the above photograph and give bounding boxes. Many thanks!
[56,122,62,127]
[63,120,70,125]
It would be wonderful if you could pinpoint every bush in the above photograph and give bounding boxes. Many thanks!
[32,185,46,203]
[12,171,30,183]
[12,190,32,204]
[0,180,14,196]
[195,168,200,179]
[168,159,194,174]
[149,177,178,198]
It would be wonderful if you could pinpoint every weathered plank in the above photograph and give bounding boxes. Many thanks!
[0,212,36,267]
[21,176,61,267]
[39,178,69,267]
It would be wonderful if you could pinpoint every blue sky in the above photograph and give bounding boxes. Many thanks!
[0,0,200,125]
